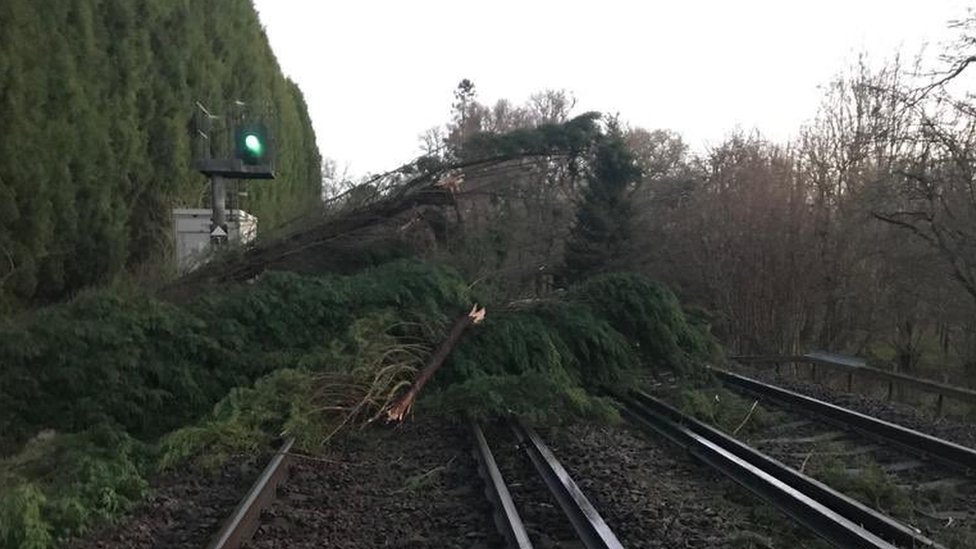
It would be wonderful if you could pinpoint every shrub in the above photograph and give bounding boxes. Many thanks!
[0,292,230,450]
[0,485,51,549]
[0,426,149,546]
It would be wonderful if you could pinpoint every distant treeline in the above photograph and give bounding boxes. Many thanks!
[417,51,976,380]
[0,0,322,308]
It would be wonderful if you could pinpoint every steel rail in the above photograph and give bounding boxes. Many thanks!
[206,438,295,549]
[510,420,625,549]
[624,393,943,549]
[471,424,534,549]
[714,369,976,473]
[732,354,976,406]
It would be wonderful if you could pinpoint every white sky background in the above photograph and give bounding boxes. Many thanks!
[252,0,971,178]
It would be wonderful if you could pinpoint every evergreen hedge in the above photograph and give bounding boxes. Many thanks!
[0,0,322,309]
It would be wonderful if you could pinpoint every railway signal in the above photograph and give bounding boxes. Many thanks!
[195,104,276,247]
[235,123,271,166]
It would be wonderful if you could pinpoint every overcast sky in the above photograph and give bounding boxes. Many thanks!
[252,1,970,178]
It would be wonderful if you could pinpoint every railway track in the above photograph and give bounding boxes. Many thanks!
[628,368,976,548]
[711,369,976,547]
[206,421,623,549]
[713,369,976,473]
[175,372,974,548]
[206,439,295,549]
[620,392,924,548]
[475,421,624,549]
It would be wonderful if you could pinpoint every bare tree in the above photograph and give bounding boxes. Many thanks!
[528,89,576,125]
[866,46,976,306]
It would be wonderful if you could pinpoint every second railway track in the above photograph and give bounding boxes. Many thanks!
[621,391,935,548]
[628,368,976,548]
[713,369,976,547]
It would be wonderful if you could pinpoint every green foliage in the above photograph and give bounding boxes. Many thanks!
[0,260,469,453]
[564,121,643,281]
[153,271,711,462]
[0,291,233,449]
[164,271,712,457]
[0,260,714,547]
[0,0,322,309]
[0,426,149,546]
[461,112,602,162]
[443,303,636,386]
[573,272,718,372]
[424,301,634,422]
[420,371,619,425]
[0,485,51,549]
[193,260,468,353]
[817,462,910,517]
[160,310,435,468]
[158,368,315,470]
[422,271,715,422]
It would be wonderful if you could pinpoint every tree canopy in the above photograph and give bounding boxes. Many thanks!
[564,121,642,282]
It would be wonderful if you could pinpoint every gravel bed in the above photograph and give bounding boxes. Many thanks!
[67,454,266,549]
[733,366,976,449]
[541,422,827,549]
[245,417,500,549]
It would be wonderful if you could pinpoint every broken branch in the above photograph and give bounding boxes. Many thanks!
[384,304,486,422]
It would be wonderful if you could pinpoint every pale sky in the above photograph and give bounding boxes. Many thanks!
[252,1,970,178]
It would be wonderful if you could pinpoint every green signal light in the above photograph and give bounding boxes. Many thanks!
[244,134,263,156]
[235,123,270,166]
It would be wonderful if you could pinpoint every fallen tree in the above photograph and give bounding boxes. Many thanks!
[164,112,604,301]
[0,113,722,548]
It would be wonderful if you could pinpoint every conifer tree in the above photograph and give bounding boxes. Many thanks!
[563,121,642,282]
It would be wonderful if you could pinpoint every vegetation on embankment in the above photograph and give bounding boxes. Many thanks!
[0,261,713,548]
[0,0,322,311]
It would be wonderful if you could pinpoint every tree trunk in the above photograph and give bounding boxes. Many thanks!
[385,306,485,421]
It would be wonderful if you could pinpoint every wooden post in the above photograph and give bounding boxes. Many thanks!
[887,380,894,401]
[847,372,853,392]
[936,393,944,418]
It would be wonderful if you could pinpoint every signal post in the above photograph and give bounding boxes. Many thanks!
[197,122,274,245]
